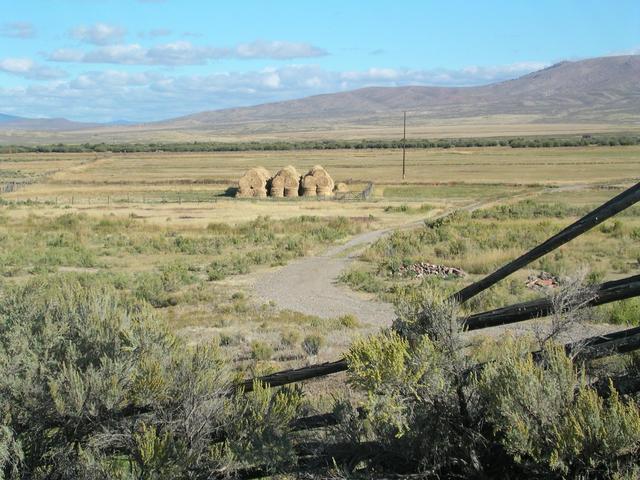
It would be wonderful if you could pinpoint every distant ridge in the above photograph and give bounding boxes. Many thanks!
[158,55,640,129]
[0,114,99,131]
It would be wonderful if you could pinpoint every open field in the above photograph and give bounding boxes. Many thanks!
[2,144,640,477]
[2,119,640,146]
[1,145,639,374]
[2,146,639,203]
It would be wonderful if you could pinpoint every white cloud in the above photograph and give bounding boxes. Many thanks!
[0,58,66,80]
[234,40,327,59]
[0,61,546,122]
[47,40,328,65]
[70,23,127,45]
[0,21,36,39]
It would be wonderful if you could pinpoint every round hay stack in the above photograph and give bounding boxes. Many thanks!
[302,165,334,197]
[334,182,349,193]
[237,167,271,198]
[270,166,300,198]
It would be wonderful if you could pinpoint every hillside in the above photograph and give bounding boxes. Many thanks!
[1,54,639,144]
[0,115,98,131]
[163,55,640,129]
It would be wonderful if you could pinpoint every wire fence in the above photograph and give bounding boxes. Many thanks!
[0,183,376,205]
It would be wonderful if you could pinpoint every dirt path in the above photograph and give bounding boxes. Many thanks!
[251,188,543,325]
[251,183,610,326]
[253,226,398,326]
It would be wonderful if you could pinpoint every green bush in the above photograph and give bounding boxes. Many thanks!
[0,275,304,477]
[338,314,360,329]
[603,298,640,326]
[301,334,324,356]
[251,341,274,361]
[280,329,301,347]
[339,268,386,293]
[340,289,640,478]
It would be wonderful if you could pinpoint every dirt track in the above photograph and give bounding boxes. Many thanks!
[251,196,506,325]
[252,227,398,326]
[250,184,602,328]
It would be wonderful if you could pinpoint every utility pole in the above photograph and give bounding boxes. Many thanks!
[402,111,406,180]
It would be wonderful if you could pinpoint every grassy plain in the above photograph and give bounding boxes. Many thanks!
[1,145,639,376]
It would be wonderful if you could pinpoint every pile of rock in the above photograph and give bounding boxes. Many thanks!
[526,271,560,290]
[398,262,466,278]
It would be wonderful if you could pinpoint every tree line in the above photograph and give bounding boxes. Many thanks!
[1,134,639,154]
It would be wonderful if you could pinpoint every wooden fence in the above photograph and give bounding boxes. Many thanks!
[222,181,640,478]
[44,181,637,479]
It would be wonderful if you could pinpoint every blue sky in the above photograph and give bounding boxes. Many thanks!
[1,0,638,122]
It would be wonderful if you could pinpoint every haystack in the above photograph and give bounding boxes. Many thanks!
[334,182,349,193]
[237,167,271,198]
[302,165,334,197]
[270,166,301,198]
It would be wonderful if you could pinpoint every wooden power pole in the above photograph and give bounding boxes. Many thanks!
[402,111,406,180]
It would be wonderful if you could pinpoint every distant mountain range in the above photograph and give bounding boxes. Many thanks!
[0,114,99,131]
[1,54,639,143]
[160,55,640,129]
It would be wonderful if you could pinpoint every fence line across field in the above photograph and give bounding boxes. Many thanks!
[0,183,376,205]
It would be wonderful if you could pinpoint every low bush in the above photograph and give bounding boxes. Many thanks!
[302,334,324,356]
[339,268,386,293]
[251,341,274,361]
[0,275,304,477]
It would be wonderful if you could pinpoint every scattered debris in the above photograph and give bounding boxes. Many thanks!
[398,262,466,278]
[526,271,560,290]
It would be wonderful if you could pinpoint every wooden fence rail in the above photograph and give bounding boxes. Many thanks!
[239,274,640,392]
[226,326,640,479]
[238,182,640,392]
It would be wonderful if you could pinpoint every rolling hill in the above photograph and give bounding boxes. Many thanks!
[1,54,639,144]
[0,114,98,131]
[161,55,640,129]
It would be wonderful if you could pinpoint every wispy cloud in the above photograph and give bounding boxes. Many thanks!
[0,58,66,80]
[48,40,328,65]
[70,23,127,45]
[148,28,172,38]
[0,22,36,39]
[0,61,545,122]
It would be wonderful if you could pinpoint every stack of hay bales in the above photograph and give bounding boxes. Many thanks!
[270,166,301,198]
[302,165,334,197]
[237,167,271,198]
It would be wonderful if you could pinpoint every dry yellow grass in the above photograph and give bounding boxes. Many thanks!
[5,146,639,194]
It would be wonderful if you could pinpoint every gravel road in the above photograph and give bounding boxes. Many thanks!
[252,226,398,326]
[251,184,604,330]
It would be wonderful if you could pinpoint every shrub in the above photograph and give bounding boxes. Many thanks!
[339,268,386,293]
[280,329,301,347]
[301,334,324,356]
[0,275,308,477]
[207,260,227,280]
[339,314,360,328]
[604,298,640,326]
[251,341,274,361]
[478,345,640,476]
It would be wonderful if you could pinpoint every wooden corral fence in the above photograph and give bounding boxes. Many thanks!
[216,181,640,479]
